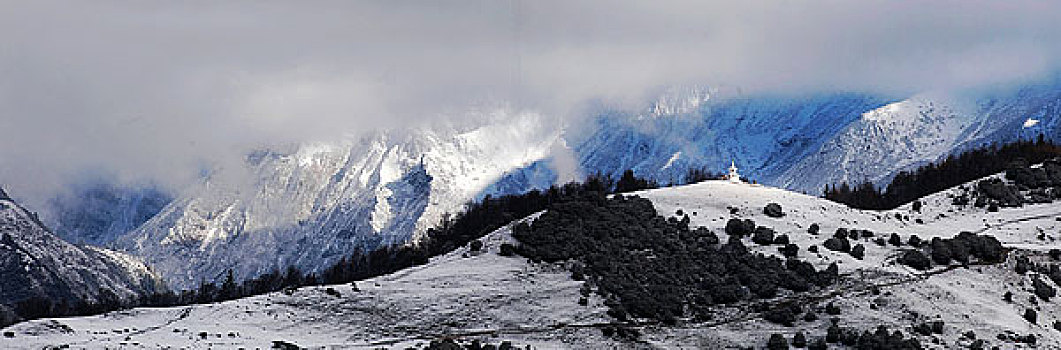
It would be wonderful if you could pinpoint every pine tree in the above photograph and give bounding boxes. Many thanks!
[221,269,238,300]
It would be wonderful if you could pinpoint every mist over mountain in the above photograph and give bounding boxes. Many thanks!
[4,1,1061,216]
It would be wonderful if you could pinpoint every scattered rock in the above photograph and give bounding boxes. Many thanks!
[1024,308,1037,324]
[851,244,865,260]
[823,237,851,253]
[766,333,789,349]
[764,203,785,218]
[1033,277,1056,301]
[898,250,932,270]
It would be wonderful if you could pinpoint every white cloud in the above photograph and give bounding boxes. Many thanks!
[2,0,1060,208]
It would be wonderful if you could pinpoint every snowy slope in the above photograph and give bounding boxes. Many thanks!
[1,216,615,349]
[0,196,164,323]
[10,176,1061,348]
[114,111,565,289]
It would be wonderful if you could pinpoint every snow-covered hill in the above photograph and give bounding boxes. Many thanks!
[9,175,1061,348]
[0,192,164,325]
[114,111,565,289]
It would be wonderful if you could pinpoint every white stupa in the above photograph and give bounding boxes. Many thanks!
[726,161,742,183]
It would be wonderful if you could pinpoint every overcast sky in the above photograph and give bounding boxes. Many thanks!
[2,0,1060,206]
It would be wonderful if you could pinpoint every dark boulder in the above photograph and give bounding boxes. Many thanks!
[823,237,851,253]
[825,302,841,315]
[1015,256,1032,274]
[752,227,777,245]
[767,333,789,349]
[834,228,849,239]
[850,244,865,260]
[764,203,785,218]
[779,244,799,258]
[791,332,807,348]
[1033,277,1056,301]
[725,218,756,237]
[888,233,902,246]
[1024,308,1038,324]
[773,234,790,245]
[898,250,931,270]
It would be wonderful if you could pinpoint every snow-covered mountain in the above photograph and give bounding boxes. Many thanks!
[9,173,1061,348]
[568,79,1061,196]
[0,189,164,325]
[114,111,565,289]
[46,180,171,245]
[571,93,892,186]
[777,82,1061,193]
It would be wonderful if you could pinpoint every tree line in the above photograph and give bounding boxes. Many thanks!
[824,136,1061,210]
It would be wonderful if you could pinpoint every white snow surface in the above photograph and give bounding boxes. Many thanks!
[9,178,1061,348]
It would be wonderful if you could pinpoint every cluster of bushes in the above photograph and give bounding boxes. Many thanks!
[767,324,923,349]
[895,232,1004,270]
[996,331,1037,345]
[824,137,1061,210]
[974,179,1025,209]
[970,156,1061,210]
[510,194,837,324]
[683,166,724,184]
[822,228,869,260]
